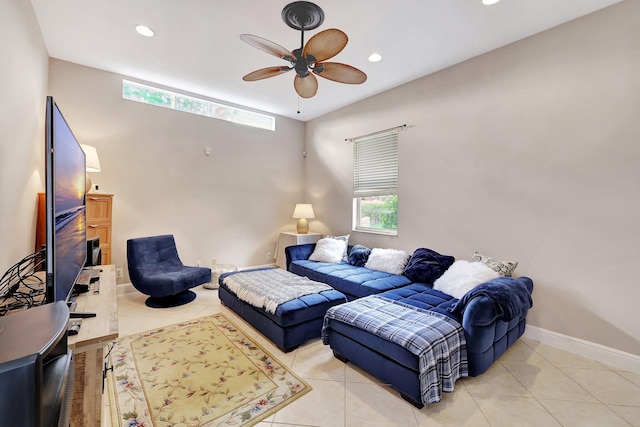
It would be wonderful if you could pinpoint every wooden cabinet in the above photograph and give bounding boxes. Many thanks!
[35,192,46,253]
[86,193,113,265]
[275,231,321,269]
[36,193,114,265]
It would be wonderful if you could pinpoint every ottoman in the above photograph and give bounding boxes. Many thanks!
[219,268,347,352]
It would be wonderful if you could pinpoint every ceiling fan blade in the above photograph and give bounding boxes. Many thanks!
[313,62,367,84]
[303,28,348,62]
[243,66,292,81]
[294,74,318,98]
[240,34,296,61]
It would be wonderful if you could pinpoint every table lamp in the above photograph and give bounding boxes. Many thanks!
[292,203,315,234]
[81,144,101,193]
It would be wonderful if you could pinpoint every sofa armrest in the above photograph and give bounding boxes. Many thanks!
[459,295,506,327]
[459,297,519,376]
[453,277,534,375]
[285,243,316,271]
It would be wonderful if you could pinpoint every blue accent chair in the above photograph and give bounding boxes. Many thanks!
[127,234,211,308]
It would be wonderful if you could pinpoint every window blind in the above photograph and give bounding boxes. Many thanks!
[353,130,399,197]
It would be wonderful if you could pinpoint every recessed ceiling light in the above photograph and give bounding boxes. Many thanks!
[368,53,382,63]
[135,25,155,37]
[482,0,501,5]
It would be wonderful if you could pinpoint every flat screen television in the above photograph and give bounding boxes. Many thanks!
[44,96,87,305]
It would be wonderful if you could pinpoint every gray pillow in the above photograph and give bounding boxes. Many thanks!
[470,252,518,277]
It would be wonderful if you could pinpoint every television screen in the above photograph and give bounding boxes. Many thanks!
[45,96,87,304]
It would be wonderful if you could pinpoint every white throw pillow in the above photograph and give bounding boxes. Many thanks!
[309,237,347,263]
[364,248,410,275]
[326,234,350,262]
[433,260,501,299]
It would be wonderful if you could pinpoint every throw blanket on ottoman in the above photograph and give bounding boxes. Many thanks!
[322,296,468,405]
[223,269,333,314]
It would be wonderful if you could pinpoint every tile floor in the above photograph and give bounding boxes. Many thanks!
[104,285,640,427]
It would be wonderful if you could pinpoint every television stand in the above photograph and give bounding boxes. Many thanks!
[66,264,118,427]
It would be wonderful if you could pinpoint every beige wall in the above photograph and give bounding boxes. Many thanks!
[0,0,49,274]
[305,0,640,356]
[47,60,306,280]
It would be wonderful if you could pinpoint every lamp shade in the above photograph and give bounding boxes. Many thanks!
[81,144,101,172]
[292,204,315,219]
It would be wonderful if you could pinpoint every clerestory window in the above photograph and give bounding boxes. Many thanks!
[122,80,275,131]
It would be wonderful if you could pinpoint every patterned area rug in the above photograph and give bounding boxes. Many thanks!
[108,313,311,426]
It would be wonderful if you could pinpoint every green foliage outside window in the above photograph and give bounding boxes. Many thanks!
[381,194,398,229]
[360,195,397,230]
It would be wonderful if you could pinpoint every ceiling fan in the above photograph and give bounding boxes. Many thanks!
[240,1,367,99]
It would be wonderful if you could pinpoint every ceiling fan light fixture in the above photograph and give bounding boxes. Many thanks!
[135,25,155,37]
[368,53,382,63]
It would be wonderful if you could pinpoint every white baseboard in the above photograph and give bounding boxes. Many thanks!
[240,263,277,270]
[524,325,640,374]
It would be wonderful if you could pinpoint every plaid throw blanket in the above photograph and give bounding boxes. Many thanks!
[322,296,468,405]
[222,269,333,314]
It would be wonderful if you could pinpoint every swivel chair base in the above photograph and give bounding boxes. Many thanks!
[145,290,197,308]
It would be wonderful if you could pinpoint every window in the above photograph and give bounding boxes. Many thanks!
[122,80,275,131]
[352,130,399,235]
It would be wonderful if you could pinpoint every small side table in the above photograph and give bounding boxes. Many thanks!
[204,263,238,289]
[275,231,322,269]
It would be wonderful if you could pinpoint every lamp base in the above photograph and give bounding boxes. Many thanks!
[296,218,309,234]
[85,173,92,194]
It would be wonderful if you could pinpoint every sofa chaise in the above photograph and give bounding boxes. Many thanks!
[286,241,534,407]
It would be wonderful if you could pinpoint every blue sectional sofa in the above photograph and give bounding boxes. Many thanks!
[286,242,534,407]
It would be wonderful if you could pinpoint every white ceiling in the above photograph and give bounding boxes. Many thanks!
[30,0,622,122]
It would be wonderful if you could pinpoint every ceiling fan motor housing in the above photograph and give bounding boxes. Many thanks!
[291,48,318,77]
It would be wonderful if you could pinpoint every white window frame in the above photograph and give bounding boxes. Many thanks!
[352,130,399,235]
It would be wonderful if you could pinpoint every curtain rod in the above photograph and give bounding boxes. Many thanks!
[345,124,407,142]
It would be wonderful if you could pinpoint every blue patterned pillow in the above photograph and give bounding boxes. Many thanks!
[348,245,371,267]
